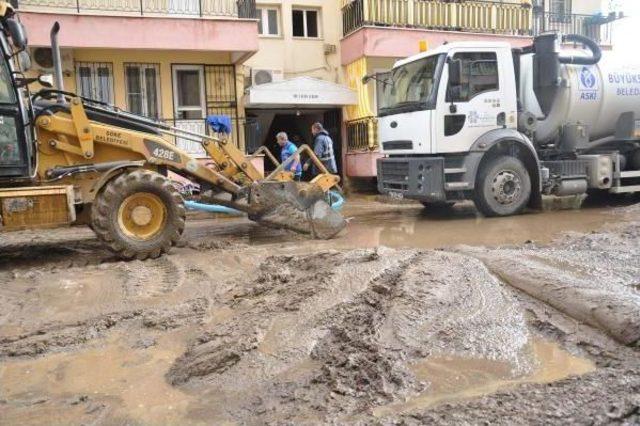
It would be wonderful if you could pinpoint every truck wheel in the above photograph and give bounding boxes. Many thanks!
[474,155,531,217]
[91,169,186,260]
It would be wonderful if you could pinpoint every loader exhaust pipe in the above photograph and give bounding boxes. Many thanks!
[50,22,64,103]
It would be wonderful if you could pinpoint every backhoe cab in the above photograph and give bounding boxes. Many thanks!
[0,2,346,259]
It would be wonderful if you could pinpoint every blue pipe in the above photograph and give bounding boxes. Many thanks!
[184,200,242,215]
[327,190,345,211]
[185,191,345,216]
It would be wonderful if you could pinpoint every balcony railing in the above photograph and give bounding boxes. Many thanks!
[20,0,257,18]
[346,116,378,152]
[532,12,613,45]
[342,0,532,37]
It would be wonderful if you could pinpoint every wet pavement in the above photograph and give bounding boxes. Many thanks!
[0,195,639,424]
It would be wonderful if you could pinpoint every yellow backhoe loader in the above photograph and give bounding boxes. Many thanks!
[0,2,346,259]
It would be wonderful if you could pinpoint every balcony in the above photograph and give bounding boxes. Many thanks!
[342,0,532,37]
[346,116,378,152]
[19,0,257,18]
[532,12,615,46]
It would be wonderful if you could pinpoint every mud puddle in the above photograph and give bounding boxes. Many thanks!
[373,338,595,418]
[0,330,195,425]
[342,201,637,250]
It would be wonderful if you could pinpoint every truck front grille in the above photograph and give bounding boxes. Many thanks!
[380,160,410,191]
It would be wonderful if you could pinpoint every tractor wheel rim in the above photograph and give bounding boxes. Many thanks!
[118,193,167,241]
[491,170,522,205]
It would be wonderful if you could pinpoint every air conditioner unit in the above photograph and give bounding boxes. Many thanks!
[251,68,284,86]
[324,43,337,55]
[30,47,74,77]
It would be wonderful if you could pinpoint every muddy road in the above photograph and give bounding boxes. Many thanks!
[0,197,639,425]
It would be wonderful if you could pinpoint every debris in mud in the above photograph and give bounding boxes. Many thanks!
[142,298,209,330]
[460,222,640,346]
[166,248,532,422]
[2,204,640,425]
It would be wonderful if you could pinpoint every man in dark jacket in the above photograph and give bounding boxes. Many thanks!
[303,122,337,176]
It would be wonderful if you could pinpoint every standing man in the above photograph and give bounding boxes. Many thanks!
[276,132,302,181]
[304,122,337,176]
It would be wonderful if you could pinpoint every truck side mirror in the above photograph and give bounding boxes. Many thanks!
[448,59,462,87]
[362,74,372,84]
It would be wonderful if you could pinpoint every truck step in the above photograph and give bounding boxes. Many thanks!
[444,168,467,175]
[618,170,640,178]
[610,185,640,194]
[445,182,471,190]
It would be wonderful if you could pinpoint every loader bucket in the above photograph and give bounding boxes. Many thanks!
[248,181,346,239]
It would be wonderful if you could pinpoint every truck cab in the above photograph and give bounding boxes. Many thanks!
[376,42,538,215]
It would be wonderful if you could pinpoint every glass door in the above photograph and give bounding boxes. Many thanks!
[172,65,206,156]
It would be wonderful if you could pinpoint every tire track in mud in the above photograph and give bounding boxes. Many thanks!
[165,249,531,423]
[0,298,209,359]
[120,257,184,298]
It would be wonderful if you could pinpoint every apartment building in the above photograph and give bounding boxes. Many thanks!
[19,0,259,154]
[240,0,356,175]
[340,0,614,181]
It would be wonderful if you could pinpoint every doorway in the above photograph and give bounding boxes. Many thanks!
[245,108,343,178]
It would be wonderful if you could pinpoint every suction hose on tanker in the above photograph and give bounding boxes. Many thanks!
[559,34,602,65]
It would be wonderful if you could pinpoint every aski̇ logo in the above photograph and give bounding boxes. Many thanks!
[579,67,597,90]
[579,67,598,101]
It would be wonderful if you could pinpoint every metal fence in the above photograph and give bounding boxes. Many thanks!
[532,12,613,45]
[342,0,532,37]
[21,0,257,18]
[346,116,378,152]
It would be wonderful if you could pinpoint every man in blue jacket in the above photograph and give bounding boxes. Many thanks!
[276,132,302,181]
[304,122,337,176]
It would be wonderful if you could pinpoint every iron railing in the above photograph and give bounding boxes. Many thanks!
[532,12,613,45]
[163,117,242,157]
[346,116,378,152]
[342,0,532,37]
[20,0,257,18]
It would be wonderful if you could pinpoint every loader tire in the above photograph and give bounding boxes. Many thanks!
[91,169,186,260]
[474,155,531,217]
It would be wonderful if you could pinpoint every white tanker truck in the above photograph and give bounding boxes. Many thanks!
[366,33,640,216]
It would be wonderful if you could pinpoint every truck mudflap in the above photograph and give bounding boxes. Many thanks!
[377,157,446,202]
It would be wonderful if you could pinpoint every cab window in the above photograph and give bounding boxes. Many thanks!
[0,58,16,104]
[447,52,498,103]
[0,58,20,167]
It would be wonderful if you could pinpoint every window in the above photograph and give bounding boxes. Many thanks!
[550,0,571,15]
[292,8,319,38]
[378,55,442,116]
[258,7,279,36]
[75,62,114,104]
[125,63,161,119]
[550,0,571,22]
[172,65,205,120]
[447,52,499,103]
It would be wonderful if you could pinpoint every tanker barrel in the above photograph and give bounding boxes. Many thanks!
[559,34,602,65]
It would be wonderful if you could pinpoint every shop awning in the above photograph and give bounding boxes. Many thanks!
[246,76,357,108]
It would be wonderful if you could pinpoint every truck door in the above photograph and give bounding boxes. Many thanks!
[0,55,28,178]
[435,51,507,154]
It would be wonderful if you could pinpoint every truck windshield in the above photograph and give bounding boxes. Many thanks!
[378,54,443,117]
